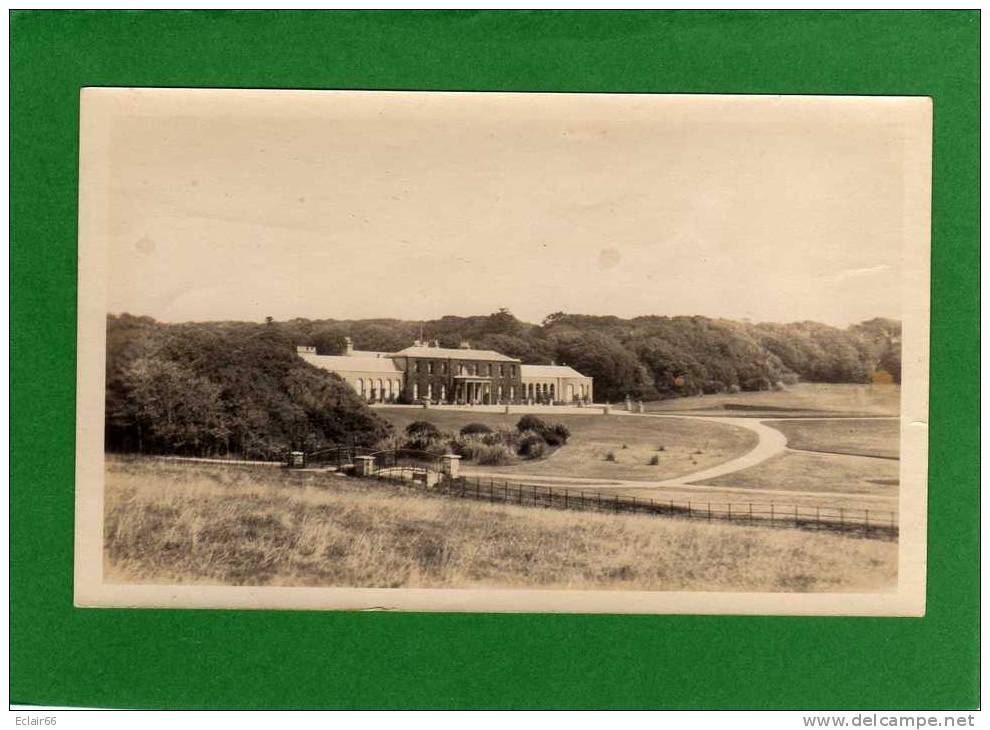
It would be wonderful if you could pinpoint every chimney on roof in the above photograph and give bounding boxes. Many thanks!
[459,341,471,350]
[343,337,354,356]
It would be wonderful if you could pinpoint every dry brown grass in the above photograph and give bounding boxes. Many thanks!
[104,457,897,593]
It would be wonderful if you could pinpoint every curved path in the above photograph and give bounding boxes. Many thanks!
[644,414,788,486]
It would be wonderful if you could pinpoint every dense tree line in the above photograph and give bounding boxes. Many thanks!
[106,310,899,458]
[280,308,901,400]
[105,314,392,459]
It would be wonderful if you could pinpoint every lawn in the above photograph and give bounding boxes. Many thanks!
[375,408,758,482]
[766,418,900,459]
[104,457,897,593]
[702,451,899,497]
[645,383,901,418]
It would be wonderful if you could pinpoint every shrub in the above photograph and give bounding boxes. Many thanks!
[604,451,617,462]
[518,433,548,460]
[541,429,565,447]
[648,454,660,466]
[657,444,666,451]
[451,439,479,461]
[516,415,547,433]
[405,420,439,438]
[474,443,514,466]
[425,442,453,457]
[403,421,445,451]
[460,422,493,436]
[480,430,508,446]
[549,423,570,444]
[621,444,628,450]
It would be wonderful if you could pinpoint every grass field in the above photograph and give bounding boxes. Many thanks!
[702,451,899,496]
[767,419,899,459]
[104,457,897,593]
[645,383,901,417]
[375,408,758,482]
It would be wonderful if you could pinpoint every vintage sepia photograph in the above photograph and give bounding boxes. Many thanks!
[74,88,931,614]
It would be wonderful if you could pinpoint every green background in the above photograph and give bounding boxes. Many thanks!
[10,10,979,709]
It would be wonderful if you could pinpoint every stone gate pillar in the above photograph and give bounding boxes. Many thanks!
[354,455,375,477]
[441,454,461,479]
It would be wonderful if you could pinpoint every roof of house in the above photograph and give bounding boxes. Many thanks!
[350,349,393,359]
[299,352,402,375]
[391,345,521,363]
[520,364,590,380]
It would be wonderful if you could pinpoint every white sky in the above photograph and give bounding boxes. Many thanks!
[103,90,920,326]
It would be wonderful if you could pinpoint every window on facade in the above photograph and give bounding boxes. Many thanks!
[428,362,434,374]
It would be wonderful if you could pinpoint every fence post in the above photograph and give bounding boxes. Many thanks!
[770,503,775,526]
[839,507,844,529]
[548,486,554,508]
[708,503,712,522]
[865,509,870,532]
[794,504,799,527]
[816,506,820,530]
[749,503,753,525]
[727,503,731,521]
[669,499,674,515]
[687,501,692,518]
[564,489,568,509]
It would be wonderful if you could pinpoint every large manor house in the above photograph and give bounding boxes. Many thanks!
[297,338,593,405]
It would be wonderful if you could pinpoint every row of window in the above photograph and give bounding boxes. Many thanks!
[410,359,518,378]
